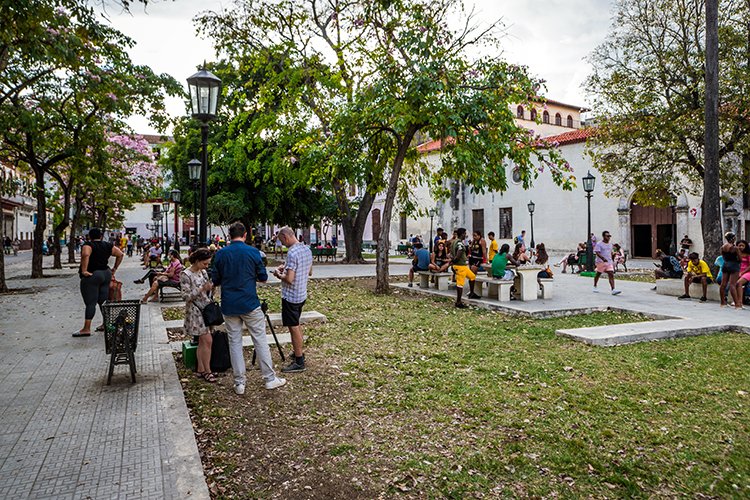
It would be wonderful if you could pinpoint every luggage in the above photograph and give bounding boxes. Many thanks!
[210,330,232,373]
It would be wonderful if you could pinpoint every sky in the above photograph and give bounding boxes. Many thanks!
[100,0,615,134]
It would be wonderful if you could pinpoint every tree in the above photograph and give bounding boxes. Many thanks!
[199,0,572,292]
[0,0,179,278]
[586,0,750,263]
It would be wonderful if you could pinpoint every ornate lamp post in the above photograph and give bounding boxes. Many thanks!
[171,188,181,250]
[582,171,596,272]
[428,207,437,253]
[162,199,171,255]
[527,200,536,250]
[188,159,201,246]
[187,67,221,245]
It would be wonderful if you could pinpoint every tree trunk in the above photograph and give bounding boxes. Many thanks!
[68,197,82,264]
[31,168,46,279]
[703,0,722,272]
[375,127,418,294]
[332,178,374,264]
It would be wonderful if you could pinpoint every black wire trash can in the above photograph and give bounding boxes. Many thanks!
[102,300,141,385]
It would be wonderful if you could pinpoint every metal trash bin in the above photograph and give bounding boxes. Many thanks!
[102,300,141,384]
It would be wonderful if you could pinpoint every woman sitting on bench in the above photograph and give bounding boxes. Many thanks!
[140,250,184,303]
[429,240,451,273]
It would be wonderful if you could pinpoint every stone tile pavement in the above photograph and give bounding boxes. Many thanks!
[0,256,208,499]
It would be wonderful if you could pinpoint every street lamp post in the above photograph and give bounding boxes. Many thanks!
[171,189,181,251]
[187,67,221,245]
[527,200,536,250]
[428,208,437,253]
[162,199,171,255]
[188,159,201,246]
[582,171,596,272]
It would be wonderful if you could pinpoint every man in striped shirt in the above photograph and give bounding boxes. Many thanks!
[273,227,314,373]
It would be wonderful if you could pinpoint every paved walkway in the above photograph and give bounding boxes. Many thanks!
[0,254,411,499]
[396,271,750,345]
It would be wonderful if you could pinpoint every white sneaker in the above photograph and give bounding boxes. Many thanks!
[592,287,599,293]
[265,377,287,390]
[234,383,245,395]
[611,289,622,296]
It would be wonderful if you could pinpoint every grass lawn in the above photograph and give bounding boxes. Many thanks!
[177,278,750,499]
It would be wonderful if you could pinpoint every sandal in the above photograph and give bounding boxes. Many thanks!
[194,372,205,380]
[203,373,217,383]
[95,325,105,332]
[140,298,148,304]
[72,331,91,337]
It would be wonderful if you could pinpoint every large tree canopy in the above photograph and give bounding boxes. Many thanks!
[586,0,750,260]
[199,0,572,292]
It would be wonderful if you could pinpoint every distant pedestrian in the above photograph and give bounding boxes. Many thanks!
[719,232,742,308]
[680,234,693,250]
[3,236,11,255]
[74,228,123,337]
[514,230,526,246]
[593,230,621,295]
[273,227,313,373]
[12,237,20,256]
[212,222,286,394]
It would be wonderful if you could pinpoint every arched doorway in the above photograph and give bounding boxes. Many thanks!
[630,199,674,257]
[371,208,381,241]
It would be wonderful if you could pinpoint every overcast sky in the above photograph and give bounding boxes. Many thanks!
[101,0,614,134]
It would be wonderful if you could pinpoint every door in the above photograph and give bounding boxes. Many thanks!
[656,224,674,254]
[632,224,652,257]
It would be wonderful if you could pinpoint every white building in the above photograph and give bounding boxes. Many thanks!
[361,100,747,258]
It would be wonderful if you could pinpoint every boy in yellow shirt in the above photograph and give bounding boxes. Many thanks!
[679,252,713,302]
[487,231,499,263]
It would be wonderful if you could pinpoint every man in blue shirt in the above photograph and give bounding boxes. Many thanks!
[212,222,286,394]
[407,241,431,287]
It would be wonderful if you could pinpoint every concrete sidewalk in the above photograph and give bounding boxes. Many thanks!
[0,257,208,499]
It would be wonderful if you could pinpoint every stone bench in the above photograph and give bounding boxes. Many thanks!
[417,271,452,291]
[656,278,721,301]
[538,278,554,299]
[474,276,514,301]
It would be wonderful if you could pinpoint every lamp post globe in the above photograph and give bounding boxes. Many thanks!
[527,200,536,250]
[171,189,181,203]
[582,171,596,272]
[187,67,221,246]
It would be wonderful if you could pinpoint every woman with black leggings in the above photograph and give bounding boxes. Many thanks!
[74,228,124,337]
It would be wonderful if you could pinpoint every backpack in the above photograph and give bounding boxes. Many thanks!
[513,236,519,244]
[210,331,232,373]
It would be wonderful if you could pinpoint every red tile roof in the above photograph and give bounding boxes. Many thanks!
[543,127,595,146]
[416,127,595,154]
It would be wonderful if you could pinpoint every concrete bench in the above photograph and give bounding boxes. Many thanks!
[474,276,514,301]
[417,271,452,291]
[538,278,554,299]
[656,278,721,301]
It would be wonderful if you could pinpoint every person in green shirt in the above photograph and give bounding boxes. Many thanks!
[491,243,517,280]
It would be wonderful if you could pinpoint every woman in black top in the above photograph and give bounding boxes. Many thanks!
[429,240,451,273]
[74,228,124,337]
[720,231,742,308]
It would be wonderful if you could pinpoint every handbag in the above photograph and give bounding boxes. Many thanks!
[108,276,123,301]
[194,293,224,326]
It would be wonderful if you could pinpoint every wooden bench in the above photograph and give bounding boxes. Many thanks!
[311,247,337,262]
[417,271,452,291]
[538,277,554,299]
[158,281,182,302]
[474,276,514,301]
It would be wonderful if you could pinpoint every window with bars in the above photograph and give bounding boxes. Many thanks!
[555,113,562,125]
[498,208,513,239]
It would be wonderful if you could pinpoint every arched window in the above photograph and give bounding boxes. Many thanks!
[543,110,550,123]
[567,115,573,128]
[555,113,562,126]
[530,108,537,121]
[516,105,524,118]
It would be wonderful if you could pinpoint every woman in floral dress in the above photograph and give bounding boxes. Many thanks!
[180,248,215,381]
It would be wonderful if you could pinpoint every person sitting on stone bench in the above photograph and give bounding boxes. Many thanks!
[654,249,683,281]
[140,250,184,303]
[535,243,553,281]
[678,252,713,302]
[490,243,517,280]
[407,241,430,287]
[429,240,451,273]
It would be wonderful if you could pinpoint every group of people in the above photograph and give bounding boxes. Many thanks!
[654,231,750,308]
[2,236,21,256]
[181,223,312,393]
